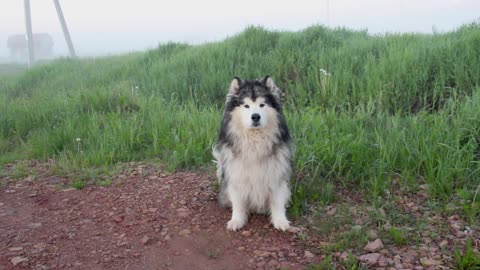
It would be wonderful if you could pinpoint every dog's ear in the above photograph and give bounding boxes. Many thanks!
[229,77,242,95]
[262,76,283,99]
[262,75,274,89]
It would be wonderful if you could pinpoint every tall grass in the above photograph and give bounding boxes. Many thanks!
[1,24,479,204]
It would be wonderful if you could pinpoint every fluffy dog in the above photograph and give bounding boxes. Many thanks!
[213,76,292,231]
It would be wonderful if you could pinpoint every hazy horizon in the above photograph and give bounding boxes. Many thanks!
[1,0,479,61]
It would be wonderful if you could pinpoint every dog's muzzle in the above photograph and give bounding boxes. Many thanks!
[251,113,261,126]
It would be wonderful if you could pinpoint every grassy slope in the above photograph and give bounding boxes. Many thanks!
[1,24,480,208]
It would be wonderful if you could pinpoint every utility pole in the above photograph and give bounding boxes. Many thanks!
[24,0,35,66]
[53,0,76,58]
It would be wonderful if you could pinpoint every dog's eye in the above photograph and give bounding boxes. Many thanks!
[260,104,265,108]
[244,105,250,108]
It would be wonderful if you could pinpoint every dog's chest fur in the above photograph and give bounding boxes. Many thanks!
[225,129,291,213]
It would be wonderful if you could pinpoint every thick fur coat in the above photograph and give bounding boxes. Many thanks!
[213,76,292,231]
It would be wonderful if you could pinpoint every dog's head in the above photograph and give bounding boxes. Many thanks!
[225,76,284,130]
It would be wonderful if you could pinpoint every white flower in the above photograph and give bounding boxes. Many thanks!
[319,68,331,76]
[135,86,139,90]
[76,138,81,142]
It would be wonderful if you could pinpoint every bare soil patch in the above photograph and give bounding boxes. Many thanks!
[0,163,320,270]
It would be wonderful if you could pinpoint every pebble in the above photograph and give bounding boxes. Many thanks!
[287,226,301,233]
[33,243,46,251]
[339,251,349,261]
[241,230,252,237]
[11,256,28,266]
[377,255,389,267]
[304,250,315,258]
[359,253,381,265]
[364,239,384,252]
[439,239,448,248]
[379,249,389,255]
[267,259,279,268]
[367,229,378,239]
[254,250,270,257]
[420,257,442,267]
[326,206,336,215]
[176,208,190,217]
[112,216,123,223]
[178,229,191,236]
[256,261,266,268]
[27,222,43,229]
[141,235,150,245]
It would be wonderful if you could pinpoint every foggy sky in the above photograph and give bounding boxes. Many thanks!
[0,0,479,59]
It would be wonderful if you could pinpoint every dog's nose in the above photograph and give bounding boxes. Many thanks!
[251,113,261,122]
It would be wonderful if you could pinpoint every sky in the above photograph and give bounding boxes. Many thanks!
[0,0,479,59]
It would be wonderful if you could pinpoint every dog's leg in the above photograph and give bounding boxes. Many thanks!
[269,182,290,231]
[226,186,248,231]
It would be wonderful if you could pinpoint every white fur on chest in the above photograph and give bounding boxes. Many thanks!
[224,130,291,213]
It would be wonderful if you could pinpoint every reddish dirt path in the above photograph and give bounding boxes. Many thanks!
[0,165,320,270]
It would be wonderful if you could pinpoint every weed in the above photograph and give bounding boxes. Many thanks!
[71,179,86,190]
[306,254,334,270]
[98,179,112,187]
[206,249,219,259]
[289,184,308,217]
[332,227,369,252]
[342,253,369,270]
[456,188,480,225]
[388,226,410,246]
[8,162,30,179]
[454,238,480,270]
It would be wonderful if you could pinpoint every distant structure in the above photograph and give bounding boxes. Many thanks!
[7,33,54,63]
[21,0,76,66]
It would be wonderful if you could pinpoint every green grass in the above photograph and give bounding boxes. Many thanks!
[388,226,410,246]
[0,63,26,78]
[307,254,368,270]
[454,238,480,270]
[8,161,30,179]
[331,226,369,252]
[71,179,86,190]
[1,23,480,209]
[456,187,480,223]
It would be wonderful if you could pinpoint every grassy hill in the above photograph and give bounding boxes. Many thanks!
[0,63,26,78]
[1,24,480,212]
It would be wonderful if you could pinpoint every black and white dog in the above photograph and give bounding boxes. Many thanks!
[213,76,292,231]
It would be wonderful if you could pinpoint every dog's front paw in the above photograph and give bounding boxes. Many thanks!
[226,218,246,231]
[272,218,290,231]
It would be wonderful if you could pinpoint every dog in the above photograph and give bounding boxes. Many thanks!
[213,76,292,231]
